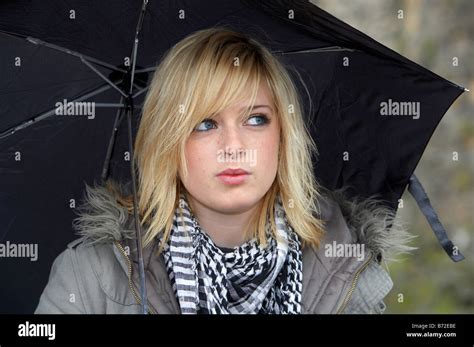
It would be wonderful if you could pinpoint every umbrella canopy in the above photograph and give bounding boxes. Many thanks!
[0,0,466,313]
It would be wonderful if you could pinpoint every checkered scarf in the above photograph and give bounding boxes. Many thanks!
[161,193,303,314]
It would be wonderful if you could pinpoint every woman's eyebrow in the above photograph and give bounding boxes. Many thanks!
[240,105,273,112]
[212,105,273,119]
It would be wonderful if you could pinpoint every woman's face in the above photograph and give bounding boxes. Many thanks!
[180,82,280,214]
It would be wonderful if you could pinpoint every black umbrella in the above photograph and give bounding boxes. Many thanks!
[0,0,466,313]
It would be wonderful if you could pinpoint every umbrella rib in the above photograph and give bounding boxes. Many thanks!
[0,83,117,140]
[0,31,127,73]
[131,46,358,75]
[274,46,358,55]
[128,0,149,96]
[101,96,126,182]
[80,57,128,98]
[0,31,131,99]
[132,85,149,99]
[134,66,156,73]
[95,103,126,108]
[133,82,145,91]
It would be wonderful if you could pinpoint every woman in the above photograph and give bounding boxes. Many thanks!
[35,27,414,314]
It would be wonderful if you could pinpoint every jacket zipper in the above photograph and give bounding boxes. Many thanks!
[335,251,374,314]
[114,240,157,314]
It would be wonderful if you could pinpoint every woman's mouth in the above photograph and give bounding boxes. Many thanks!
[216,168,250,185]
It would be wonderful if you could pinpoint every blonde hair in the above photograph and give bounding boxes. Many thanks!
[108,27,326,254]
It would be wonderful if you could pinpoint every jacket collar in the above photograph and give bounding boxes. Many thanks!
[73,180,415,313]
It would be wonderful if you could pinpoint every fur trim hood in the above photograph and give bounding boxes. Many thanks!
[72,180,416,263]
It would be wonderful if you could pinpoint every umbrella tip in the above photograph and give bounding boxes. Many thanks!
[464,88,470,92]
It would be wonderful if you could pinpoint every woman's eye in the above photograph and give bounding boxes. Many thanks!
[246,114,269,126]
[194,119,217,132]
[194,114,269,132]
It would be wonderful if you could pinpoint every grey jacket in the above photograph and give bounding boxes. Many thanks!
[35,183,415,314]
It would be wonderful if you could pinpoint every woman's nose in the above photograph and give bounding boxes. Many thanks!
[220,125,245,150]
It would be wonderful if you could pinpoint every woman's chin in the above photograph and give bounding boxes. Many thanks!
[209,195,259,214]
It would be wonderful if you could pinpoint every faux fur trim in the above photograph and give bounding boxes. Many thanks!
[72,180,136,245]
[322,186,417,262]
[72,180,417,262]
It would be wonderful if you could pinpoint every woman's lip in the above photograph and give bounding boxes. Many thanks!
[216,173,249,185]
[217,168,250,176]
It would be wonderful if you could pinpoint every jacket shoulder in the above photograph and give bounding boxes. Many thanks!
[35,237,136,314]
[303,189,403,314]
[35,241,88,313]
[68,237,139,307]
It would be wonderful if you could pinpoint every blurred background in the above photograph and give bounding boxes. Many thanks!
[312,0,473,313]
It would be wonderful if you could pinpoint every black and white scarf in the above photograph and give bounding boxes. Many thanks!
[161,193,303,314]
